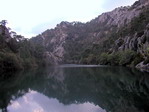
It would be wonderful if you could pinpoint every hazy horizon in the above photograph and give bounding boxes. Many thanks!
[0,0,136,38]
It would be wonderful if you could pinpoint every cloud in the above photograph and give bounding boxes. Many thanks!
[0,0,137,38]
[8,90,106,112]
[33,108,44,112]
[10,101,21,109]
[30,18,64,35]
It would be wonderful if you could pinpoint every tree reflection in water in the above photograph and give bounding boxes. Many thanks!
[0,66,149,112]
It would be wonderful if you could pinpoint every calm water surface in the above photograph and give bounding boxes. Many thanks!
[0,65,149,112]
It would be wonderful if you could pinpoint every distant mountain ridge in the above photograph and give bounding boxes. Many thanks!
[30,0,149,71]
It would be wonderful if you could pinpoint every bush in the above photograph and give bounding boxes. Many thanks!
[119,50,136,65]
[85,54,97,64]
[144,56,149,64]
[131,54,144,66]
[98,50,137,66]
[98,53,109,65]
[108,53,120,65]
[0,52,23,71]
[23,58,37,68]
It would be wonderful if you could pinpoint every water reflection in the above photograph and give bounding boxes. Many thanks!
[0,65,149,112]
[8,90,105,112]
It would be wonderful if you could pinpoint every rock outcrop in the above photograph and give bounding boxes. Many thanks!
[113,23,149,53]
[136,61,149,72]
[30,0,149,70]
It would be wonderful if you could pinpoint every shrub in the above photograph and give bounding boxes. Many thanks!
[98,53,109,65]
[147,47,149,56]
[108,53,120,65]
[22,58,36,68]
[143,56,149,64]
[98,50,137,66]
[0,52,23,71]
[85,54,97,64]
[131,54,144,66]
[119,50,136,65]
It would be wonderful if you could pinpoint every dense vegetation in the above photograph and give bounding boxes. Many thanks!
[0,21,47,73]
[80,7,149,67]
[1,1,149,72]
[30,5,149,70]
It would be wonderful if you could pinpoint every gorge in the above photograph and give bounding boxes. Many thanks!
[0,0,149,71]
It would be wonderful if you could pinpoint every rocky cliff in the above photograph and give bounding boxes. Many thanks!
[30,0,149,70]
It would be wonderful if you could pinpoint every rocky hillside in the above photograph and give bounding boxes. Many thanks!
[30,0,149,70]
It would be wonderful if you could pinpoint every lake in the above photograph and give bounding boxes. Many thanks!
[0,65,149,112]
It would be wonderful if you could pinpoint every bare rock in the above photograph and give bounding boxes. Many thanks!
[136,61,149,72]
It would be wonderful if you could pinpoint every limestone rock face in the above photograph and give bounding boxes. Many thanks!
[91,0,149,28]
[113,23,149,56]
[30,0,149,65]
[136,61,149,72]
[139,0,149,4]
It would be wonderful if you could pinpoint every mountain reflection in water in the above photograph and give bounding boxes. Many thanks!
[0,65,149,112]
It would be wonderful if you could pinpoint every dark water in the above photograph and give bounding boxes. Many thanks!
[0,65,149,112]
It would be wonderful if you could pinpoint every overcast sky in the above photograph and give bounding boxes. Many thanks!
[0,0,137,38]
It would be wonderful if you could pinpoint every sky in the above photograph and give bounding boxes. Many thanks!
[8,90,106,112]
[0,0,137,38]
